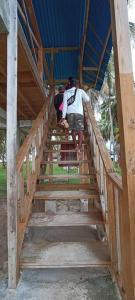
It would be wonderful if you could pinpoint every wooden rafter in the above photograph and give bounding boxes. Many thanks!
[0,62,36,118]
[18,2,39,48]
[50,51,55,86]
[79,0,90,86]
[22,0,38,64]
[86,40,108,67]
[18,22,45,96]
[21,1,50,80]
[94,27,111,88]
[18,90,37,118]
[90,23,110,56]
[48,79,68,85]
[25,0,42,46]
[85,52,105,77]
[84,71,103,83]
[0,89,29,119]
[83,67,98,71]
[44,47,79,53]
[86,71,103,81]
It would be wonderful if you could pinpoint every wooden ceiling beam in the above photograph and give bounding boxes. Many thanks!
[83,67,98,71]
[43,47,79,53]
[94,27,111,88]
[79,0,90,86]
[49,79,68,85]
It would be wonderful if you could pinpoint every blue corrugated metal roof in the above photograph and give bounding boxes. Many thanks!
[31,0,112,90]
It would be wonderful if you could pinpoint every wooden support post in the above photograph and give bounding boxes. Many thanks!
[7,0,19,288]
[38,47,43,80]
[79,0,90,86]
[110,0,135,298]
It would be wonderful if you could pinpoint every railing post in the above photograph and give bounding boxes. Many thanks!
[106,176,117,274]
[110,0,135,298]
[7,0,19,288]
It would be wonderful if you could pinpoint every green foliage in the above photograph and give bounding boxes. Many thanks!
[98,96,118,141]
[0,130,6,168]
[0,164,7,196]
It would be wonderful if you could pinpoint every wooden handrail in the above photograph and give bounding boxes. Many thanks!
[85,103,123,190]
[16,99,49,172]
[18,2,39,49]
[109,172,122,191]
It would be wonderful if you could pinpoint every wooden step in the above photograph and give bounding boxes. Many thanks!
[48,132,87,137]
[33,190,99,201]
[44,149,85,153]
[49,132,72,135]
[20,241,110,269]
[28,212,103,227]
[48,141,86,145]
[36,183,97,191]
[40,160,91,165]
[38,174,96,180]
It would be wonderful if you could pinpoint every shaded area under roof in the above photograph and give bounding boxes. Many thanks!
[32,0,112,90]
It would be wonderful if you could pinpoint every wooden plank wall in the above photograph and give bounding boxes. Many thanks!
[110,0,135,299]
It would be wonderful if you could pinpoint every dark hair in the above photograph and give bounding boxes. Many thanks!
[58,85,64,93]
[68,77,76,88]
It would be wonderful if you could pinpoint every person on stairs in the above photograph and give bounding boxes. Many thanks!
[54,85,65,123]
[62,77,90,152]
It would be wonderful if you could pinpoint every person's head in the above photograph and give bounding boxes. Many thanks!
[58,85,65,93]
[68,77,77,88]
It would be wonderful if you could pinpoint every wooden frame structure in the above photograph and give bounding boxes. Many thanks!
[0,0,135,298]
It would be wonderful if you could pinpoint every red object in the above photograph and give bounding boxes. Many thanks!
[59,143,78,167]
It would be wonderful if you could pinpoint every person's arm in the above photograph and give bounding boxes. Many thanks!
[54,96,58,110]
[82,90,90,102]
[62,92,68,119]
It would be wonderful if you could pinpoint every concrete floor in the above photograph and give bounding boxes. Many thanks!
[0,268,121,300]
[0,198,121,300]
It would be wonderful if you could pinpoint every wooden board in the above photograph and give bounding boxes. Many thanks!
[28,211,103,227]
[36,183,97,191]
[38,174,96,180]
[49,141,86,145]
[44,149,86,153]
[41,160,91,165]
[33,190,99,200]
[20,241,110,268]
[0,33,45,120]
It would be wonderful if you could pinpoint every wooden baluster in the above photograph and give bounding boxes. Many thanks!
[20,171,25,222]
[32,139,36,173]
[114,187,121,275]
[106,176,117,277]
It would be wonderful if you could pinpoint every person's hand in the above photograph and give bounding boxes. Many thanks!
[59,118,65,123]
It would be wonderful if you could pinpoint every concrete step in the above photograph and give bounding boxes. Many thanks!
[20,241,110,269]
[28,211,104,227]
[33,190,99,201]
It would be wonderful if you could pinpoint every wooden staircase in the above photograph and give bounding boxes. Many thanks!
[20,124,111,270]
